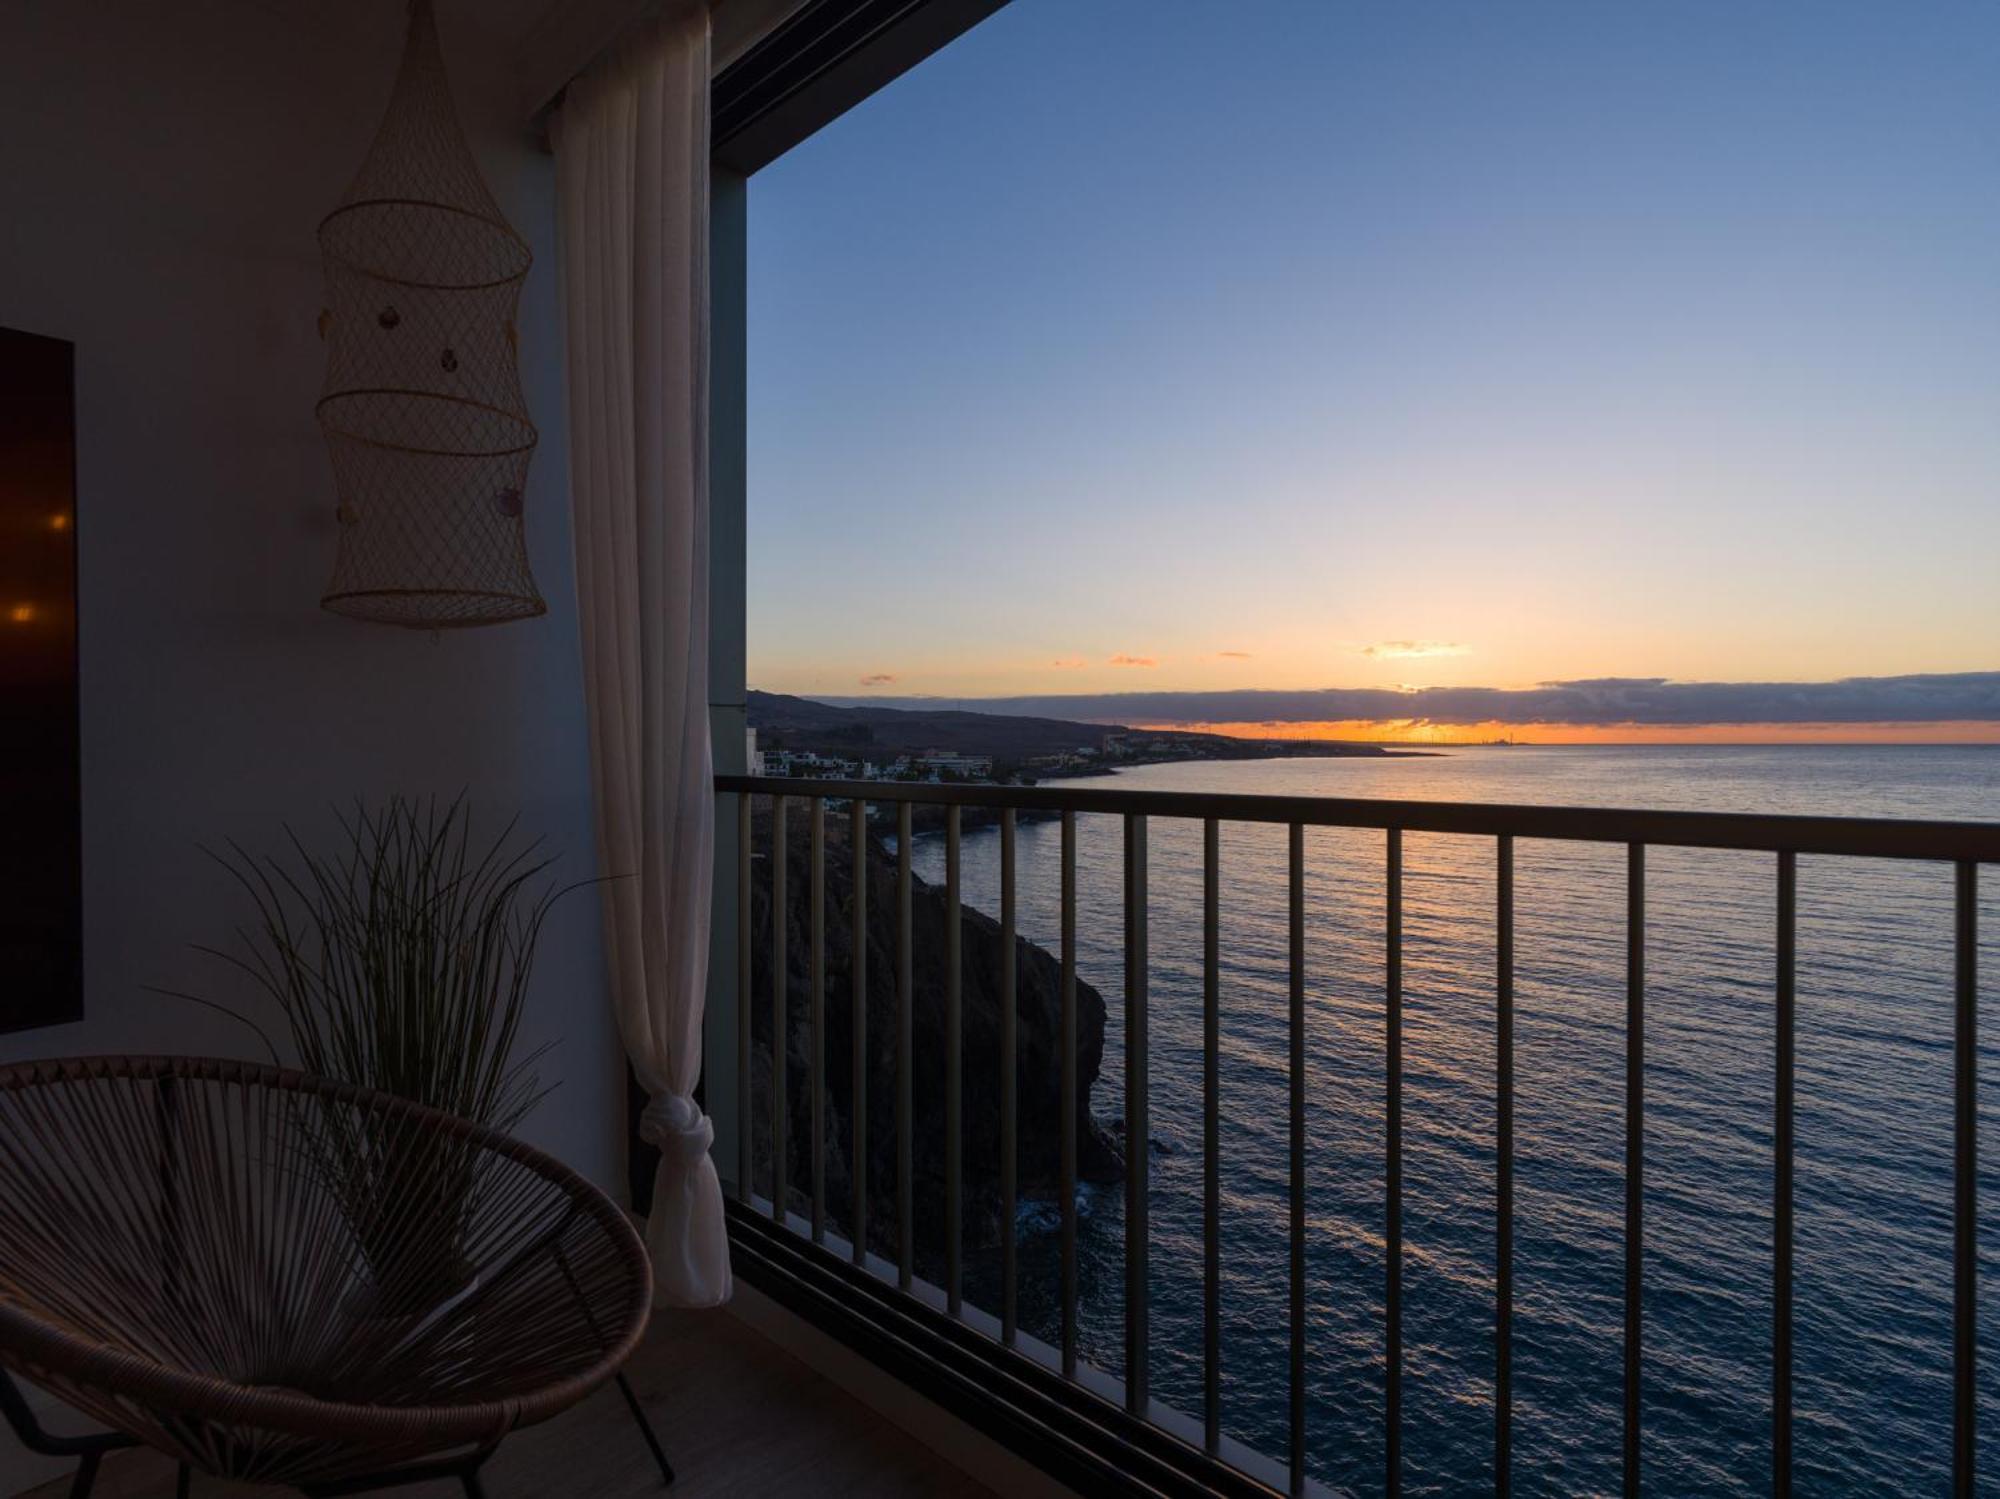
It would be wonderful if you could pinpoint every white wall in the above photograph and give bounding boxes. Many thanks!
[0,8,620,1479]
[0,0,622,1155]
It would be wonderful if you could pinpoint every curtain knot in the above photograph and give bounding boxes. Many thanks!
[639,1092,714,1165]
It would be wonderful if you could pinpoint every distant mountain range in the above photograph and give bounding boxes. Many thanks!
[745,690,1403,769]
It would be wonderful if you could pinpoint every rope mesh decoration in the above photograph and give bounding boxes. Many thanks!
[317,0,545,628]
[0,1057,649,1487]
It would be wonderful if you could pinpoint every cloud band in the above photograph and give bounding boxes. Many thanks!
[829,672,2000,727]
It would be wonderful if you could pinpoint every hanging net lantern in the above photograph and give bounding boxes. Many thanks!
[316,0,545,628]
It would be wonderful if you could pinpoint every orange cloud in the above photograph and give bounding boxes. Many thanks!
[1051,657,1087,669]
[1363,640,1469,660]
[858,673,897,687]
[1217,650,1252,659]
[1108,654,1158,668]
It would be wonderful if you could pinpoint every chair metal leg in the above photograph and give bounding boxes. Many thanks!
[460,1472,485,1499]
[175,1462,191,1498]
[553,1245,673,1489]
[613,1372,674,1486]
[0,1369,137,1499]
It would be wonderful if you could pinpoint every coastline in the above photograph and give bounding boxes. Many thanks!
[885,748,1445,836]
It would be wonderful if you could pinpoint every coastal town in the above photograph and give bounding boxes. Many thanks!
[748,729,1154,785]
[743,689,1414,787]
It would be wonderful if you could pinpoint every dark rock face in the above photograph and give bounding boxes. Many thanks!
[747,810,1121,1275]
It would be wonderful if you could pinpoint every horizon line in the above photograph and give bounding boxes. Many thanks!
[766,669,2000,739]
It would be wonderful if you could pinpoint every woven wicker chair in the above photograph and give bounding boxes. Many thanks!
[0,1056,664,1497]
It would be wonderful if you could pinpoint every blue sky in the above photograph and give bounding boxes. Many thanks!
[746,1,2000,733]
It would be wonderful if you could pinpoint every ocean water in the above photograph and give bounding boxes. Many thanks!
[907,745,2000,1496]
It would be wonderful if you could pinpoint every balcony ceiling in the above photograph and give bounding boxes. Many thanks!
[259,0,558,57]
[263,0,807,121]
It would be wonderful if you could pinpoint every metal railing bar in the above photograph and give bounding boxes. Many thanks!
[946,805,963,1316]
[1125,812,1151,1417]
[1289,821,1307,1496]
[726,1199,1286,1499]
[1061,810,1079,1380]
[1204,816,1222,1456]
[851,795,868,1267]
[1775,850,1795,1497]
[1386,826,1404,1498]
[1001,808,1019,1347]
[811,796,826,1244]
[714,774,2000,863]
[737,792,752,1207]
[772,794,788,1225]
[1955,859,1978,1498]
[704,776,1997,1493]
[1496,834,1515,1498]
[1625,842,1645,1499]
[898,801,914,1291]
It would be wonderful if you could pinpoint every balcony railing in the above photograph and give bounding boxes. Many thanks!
[713,772,1999,1497]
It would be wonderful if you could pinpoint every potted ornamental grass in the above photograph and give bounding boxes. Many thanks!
[175,795,580,1314]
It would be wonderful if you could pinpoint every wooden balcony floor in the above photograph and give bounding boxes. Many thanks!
[19,1307,994,1499]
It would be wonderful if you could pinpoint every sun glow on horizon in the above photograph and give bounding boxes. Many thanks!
[1133,719,2000,746]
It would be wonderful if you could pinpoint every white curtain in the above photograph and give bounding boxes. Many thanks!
[554,1,730,1309]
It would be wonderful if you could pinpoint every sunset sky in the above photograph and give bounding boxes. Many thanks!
[746,1,2000,741]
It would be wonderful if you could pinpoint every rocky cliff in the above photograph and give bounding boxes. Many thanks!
[747,809,1121,1275]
